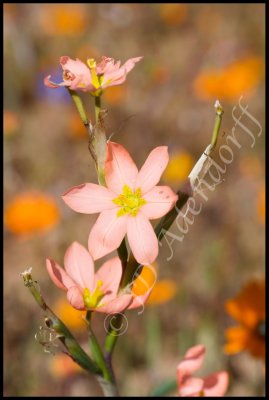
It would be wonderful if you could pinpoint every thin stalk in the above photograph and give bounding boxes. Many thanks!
[95,95,101,123]
[118,238,128,286]
[211,100,224,150]
[86,312,114,383]
[21,268,99,375]
[67,89,89,126]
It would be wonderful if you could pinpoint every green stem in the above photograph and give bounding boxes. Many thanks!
[21,269,100,375]
[121,101,224,289]
[104,313,124,357]
[67,89,89,126]
[118,238,128,287]
[86,312,113,383]
[95,95,101,123]
[211,101,224,151]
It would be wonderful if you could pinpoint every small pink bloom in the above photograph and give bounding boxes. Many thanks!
[62,142,178,265]
[46,241,149,313]
[44,55,143,95]
[177,345,229,397]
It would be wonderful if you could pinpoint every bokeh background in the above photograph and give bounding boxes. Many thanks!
[4,3,265,397]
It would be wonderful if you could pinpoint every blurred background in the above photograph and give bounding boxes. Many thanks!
[4,3,265,397]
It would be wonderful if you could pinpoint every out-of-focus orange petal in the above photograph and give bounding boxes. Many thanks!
[224,279,265,360]
[50,353,82,378]
[257,185,265,225]
[132,265,157,296]
[193,57,265,102]
[163,152,195,184]
[225,280,265,327]
[54,298,86,331]
[159,4,188,26]
[4,192,60,236]
[225,300,259,329]
[103,85,127,105]
[246,334,265,360]
[224,326,249,354]
[4,110,19,136]
[146,279,177,306]
[38,5,88,36]
[69,112,88,138]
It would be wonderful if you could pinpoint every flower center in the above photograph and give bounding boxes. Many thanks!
[83,280,104,309]
[113,184,147,217]
[63,70,75,81]
[87,58,105,91]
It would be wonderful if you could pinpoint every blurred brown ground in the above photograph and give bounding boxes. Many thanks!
[4,4,265,396]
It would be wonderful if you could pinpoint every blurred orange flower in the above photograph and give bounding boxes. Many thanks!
[132,264,177,305]
[50,353,82,378]
[193,57,264,102]
[257,185,265,224]
[224,280,265,360]
[38,4,88,36]
[103,85,127,105]
[132,265,157,297]
[163,151,195,185]
[69,112,88,138]
[4,192,60,236]
[147,280,177,306]
[54,298,86,331]
[4,110,19,136]
[159,4,188,26]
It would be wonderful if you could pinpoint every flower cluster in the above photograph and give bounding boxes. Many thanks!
[45,54,178,314]
[41,53,232,397]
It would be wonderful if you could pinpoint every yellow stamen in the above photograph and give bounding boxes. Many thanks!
[83,280,104,309]
[113,184,147,217]
[87,58,103,90]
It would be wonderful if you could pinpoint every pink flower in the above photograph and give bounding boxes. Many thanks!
[44,55,143,95]
[62,142,178,265]
[46,241,150,313]
[177,345,229,397]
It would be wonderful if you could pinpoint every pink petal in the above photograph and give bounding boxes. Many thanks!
[62,183,116,214]
[88,209,128,260]
[127,213,159,265]
[203,372,229,397]
[46,258,75,290]
[60,56,91,79]
[127,289,152,310]
[96,294,133,314]
[177,345,206,384]
[95,257,122,302]
[64,242,95,291]
[105,142,138,193]
[141,186,178,219]
[44,75,61,88]
[122,56,143,73]
[103,67,126,83]
[135,146,169,193]
[179,377,204,397]
[67,286,85,310]
[102,73,127,89]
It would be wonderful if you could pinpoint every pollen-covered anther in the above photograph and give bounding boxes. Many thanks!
[83,280,104,309]
[113,184,147,217]
[87,58,96,69]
